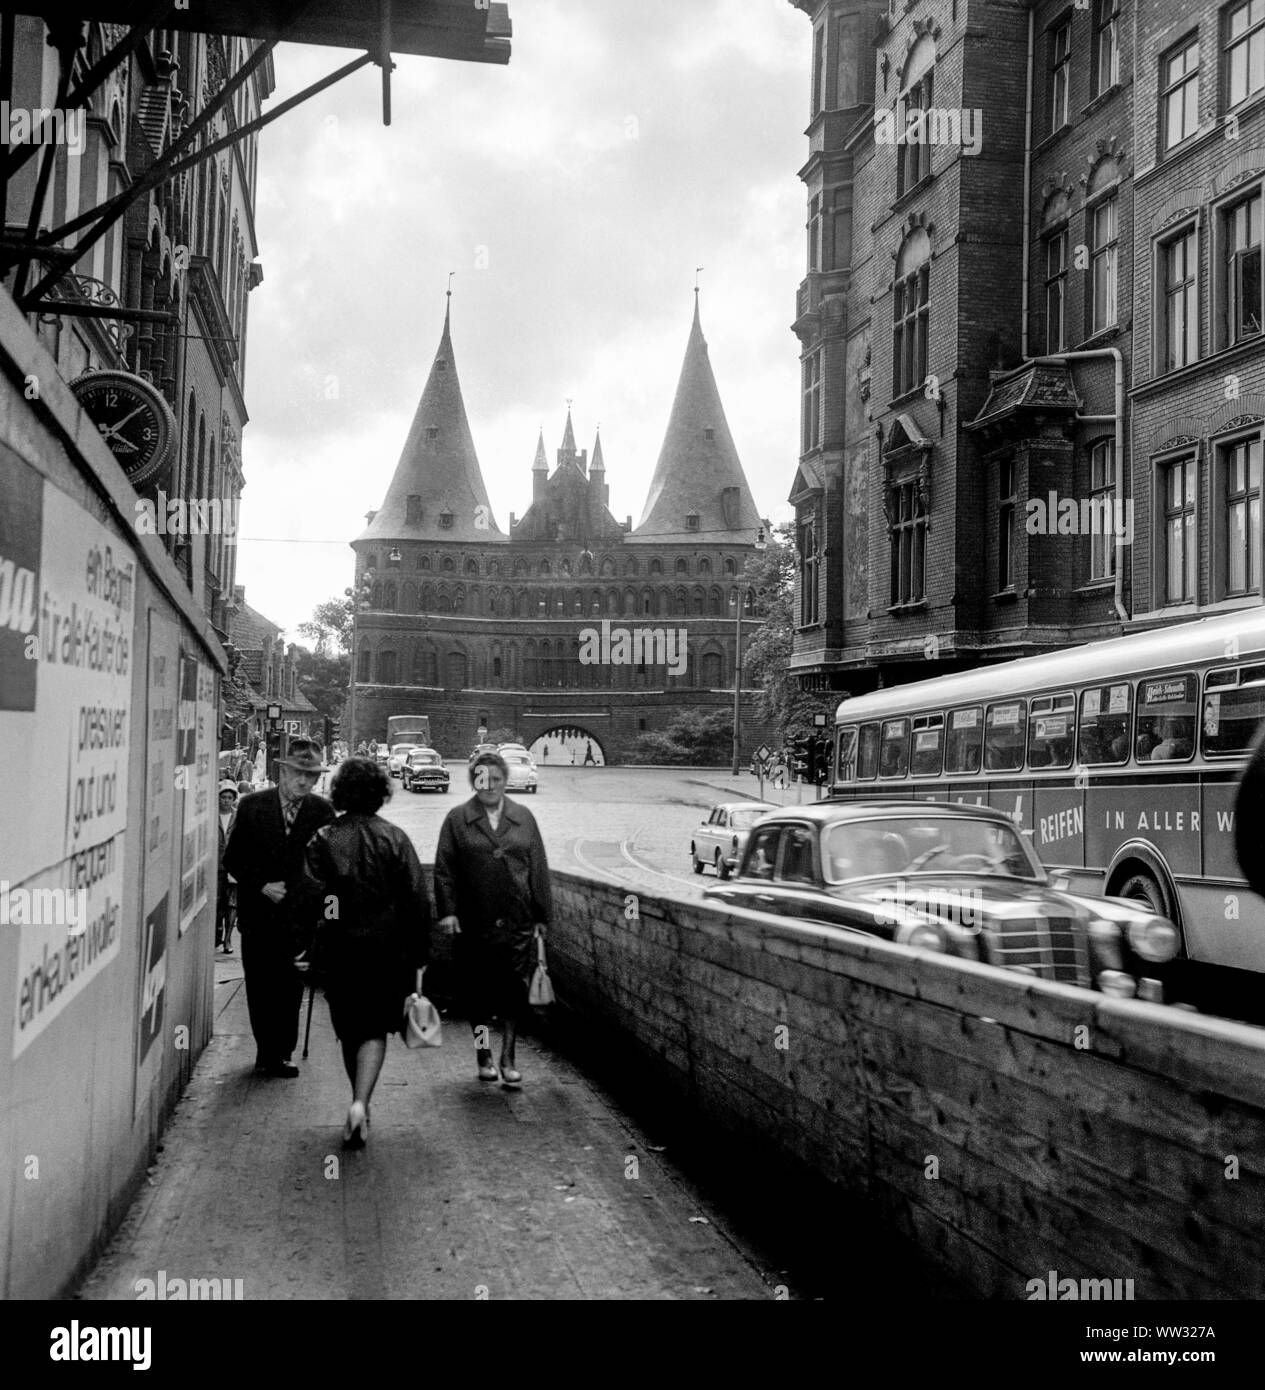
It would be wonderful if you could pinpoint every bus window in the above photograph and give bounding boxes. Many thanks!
[910,714,945,777]
[879,718,909,778]
[1203,665,1265,757]
[1078,683,1132,765]
[944,707,983,774]
[857,723,880,781]
[1027,693,1075,769]
[837,727,858,782]
[984,701,1027,772]
[1135,674,1196,762]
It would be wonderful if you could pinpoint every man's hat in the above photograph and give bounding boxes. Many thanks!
[218,780,240,797]
[280,738,327,773]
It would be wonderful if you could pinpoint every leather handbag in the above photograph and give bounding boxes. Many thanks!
[403,969,443,1048]
[528,929,555,1007]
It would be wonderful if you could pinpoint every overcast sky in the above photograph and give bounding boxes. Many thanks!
[237,0,809,639]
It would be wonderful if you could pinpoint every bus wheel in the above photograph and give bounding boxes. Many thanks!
[1115,869,1174,923]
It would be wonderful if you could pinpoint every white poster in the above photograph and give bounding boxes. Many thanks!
[5,480,134,1058]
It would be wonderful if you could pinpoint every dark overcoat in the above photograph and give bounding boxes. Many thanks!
[434,796,552,1017]
[223,788,335,936]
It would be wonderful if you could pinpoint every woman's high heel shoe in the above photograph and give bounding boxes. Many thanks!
[499,1061,522,1089]
[343,1101,368,1148]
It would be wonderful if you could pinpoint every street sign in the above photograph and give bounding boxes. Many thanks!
[813,713,828,727]
[284,720,301,735]
[754,743,772,763]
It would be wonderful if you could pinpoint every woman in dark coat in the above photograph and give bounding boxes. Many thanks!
[302,758,432,1146]
[434,751,552,1088]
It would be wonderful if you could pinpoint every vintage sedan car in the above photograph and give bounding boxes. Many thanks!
[703,801,1182,1000]
[691,801,777,879]
[501,750,538,793]
[403,748,450,794]
[387,743,419,778]
[468,742,500,764]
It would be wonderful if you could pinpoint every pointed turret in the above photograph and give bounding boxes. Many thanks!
[532,428,548,502]
[590,429,605,475]
[590,429,608,507]
[630,295,762,544]
[358,302,505,545]
[557,406,587,477]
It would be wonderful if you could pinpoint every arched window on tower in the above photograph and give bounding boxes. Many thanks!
[383,582,397,611]
[590,589,601,615]
[693,587,705,615]
[709,586,723,615]
[699,558,712,576]
[701,651,723,688]
[357,646,371,682]
[724,557,736,576]
[466,558,479,575]
[539,559,552,576]
[525,640,538,687]
[419,585,432,613]
[649,558,662,576]
[896,34,936,197]
[454,586,466,614]
[378,650,398,684]
[606,587,619,614]
[641,588,656,616]
[675,587,688,616]
[676,558,689,576]
[893,226,931,397]
[442,556,455,573]
[601,557,616,577]
[437,590,452,614]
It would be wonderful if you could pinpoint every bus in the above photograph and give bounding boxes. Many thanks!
[386,715,432,750]
[831,607,1265,1013]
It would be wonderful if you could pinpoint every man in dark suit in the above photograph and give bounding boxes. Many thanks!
[224,739,335,1077]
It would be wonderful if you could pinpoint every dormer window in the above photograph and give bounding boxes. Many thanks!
[704,428,715,441]
[406,495,422,524]
[427,426,440,440]
[686,514,700,532]
[418,555,431,571]
[439,511,454,530]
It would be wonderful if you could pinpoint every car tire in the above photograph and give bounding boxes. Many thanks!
[713,850,723,877]
[718,858,731,881]
[1115,869,1172,920]
[691,848,703,875]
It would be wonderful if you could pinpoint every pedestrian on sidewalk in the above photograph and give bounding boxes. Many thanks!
[224,738,334,1079]
[302,757,432,1148]
[216,781,240,953]
[434,751,553,1089]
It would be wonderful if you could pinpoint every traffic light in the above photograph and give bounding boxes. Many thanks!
[792,736,813,782]
[812,736,830,786]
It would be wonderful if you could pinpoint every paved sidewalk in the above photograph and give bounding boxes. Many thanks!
[685,771,825,808]
[74,954,777,1301]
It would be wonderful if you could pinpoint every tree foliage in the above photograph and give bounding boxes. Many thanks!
[740,524,837,743]
[297,595,354,657]
[628,709,734,765]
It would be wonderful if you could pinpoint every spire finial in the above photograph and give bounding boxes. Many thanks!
[694,266,704,296]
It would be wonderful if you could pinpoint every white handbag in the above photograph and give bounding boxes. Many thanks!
[403,969,442,1048]
[528,929,555,1007]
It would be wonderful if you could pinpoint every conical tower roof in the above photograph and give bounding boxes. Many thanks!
[532,429,548,471]
[630,297,762,544]
[560,408,578,459]
[358,304,505,545]
[590,429,605,473]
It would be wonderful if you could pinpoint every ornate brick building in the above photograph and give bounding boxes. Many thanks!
[347,296,774,761]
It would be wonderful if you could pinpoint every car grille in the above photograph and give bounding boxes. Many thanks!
[982,916,1089,987]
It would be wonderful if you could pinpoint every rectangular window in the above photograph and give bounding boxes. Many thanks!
[1161,228,1199,371]
[1161,36,1199,149]
[1050,19,1071,131]
[893,265,930,396]
[1078,683,1132,765]
[910,714,945,778]
[944,707,983,774]
[812,23,826,115]
[1091,196,1118,333]
[1045,230,1067,354]
[1203,664,1265,756]
[984,701,1028,772]
[836,726,858,782]
[879,718,910,779]
[1092,0,1120,98]
[897,72,933,197]
[1136,673,1196,761]
[999,458,1017,591]
[856,723,880,781]
[1224,192,1262,347]
[889,482,927,605]
[1089,439,1116,582]
[799,518,820,626]
[807,194,822,272]
[802,351,822,451]
[1222,437,1262,595]
[1228,0,1265,108]
[1161,456,1197,603]
[1027,693,1076,769]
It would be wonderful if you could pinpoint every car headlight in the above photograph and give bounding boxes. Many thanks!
[1127,917,1180,963]
[1097,969,1137,999]
[905,924,945,953]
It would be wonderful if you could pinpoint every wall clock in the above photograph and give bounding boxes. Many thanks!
[69,370,177,488]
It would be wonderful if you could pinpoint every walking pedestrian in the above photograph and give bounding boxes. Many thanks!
[224,738,335,1078]
[217,781,239,953]
[434,751,552,1088]
[583,740,596,766]
[302,758,432,1148]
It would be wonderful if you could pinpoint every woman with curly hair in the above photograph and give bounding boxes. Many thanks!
[434,751,552,1087]
[302,757,432,1146]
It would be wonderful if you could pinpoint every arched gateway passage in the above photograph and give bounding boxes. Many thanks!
[531,727,606,767]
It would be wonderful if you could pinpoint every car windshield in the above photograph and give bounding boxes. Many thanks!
[391,745,416,756]
[505,755,528,765]
[821,816,1041,883]
[410,753,440,765]
[730,808,770,829]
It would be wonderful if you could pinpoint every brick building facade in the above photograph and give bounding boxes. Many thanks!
[347,297,775,761]
[789,0,1265,696]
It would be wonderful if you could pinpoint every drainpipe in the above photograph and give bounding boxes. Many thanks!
[1032,349,1129,623]
[1020,5,1035,358]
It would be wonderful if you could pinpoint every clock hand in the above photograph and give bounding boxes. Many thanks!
[97,404,148,441]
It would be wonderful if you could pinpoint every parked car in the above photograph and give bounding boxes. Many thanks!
[387,743,419,778]
[403,748,450,794]
[703,801,1182,1000]
[691,801,777,879]
[468,742,500,763]
[501,750,538,793]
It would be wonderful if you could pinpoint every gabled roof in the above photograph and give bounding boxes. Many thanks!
[629,298,763,545]
[358,304,506,545]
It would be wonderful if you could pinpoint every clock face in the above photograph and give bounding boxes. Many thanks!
[71,372,176,487]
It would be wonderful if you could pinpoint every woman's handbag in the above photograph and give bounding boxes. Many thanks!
[403,969,443,1048]
[528,929,555,1007]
